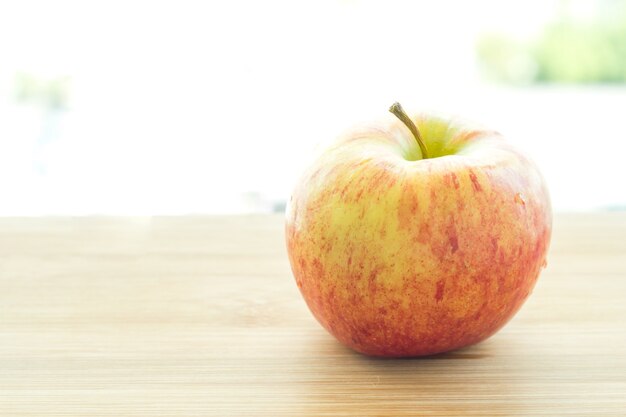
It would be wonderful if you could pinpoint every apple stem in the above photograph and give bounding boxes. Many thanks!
[389,102,429,159]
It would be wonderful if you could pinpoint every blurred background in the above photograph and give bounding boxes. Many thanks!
[1,0,625,215]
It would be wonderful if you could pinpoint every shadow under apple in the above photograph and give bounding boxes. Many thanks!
[287,331,535,417]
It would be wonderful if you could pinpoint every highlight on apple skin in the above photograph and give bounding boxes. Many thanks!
[285,103,552,357]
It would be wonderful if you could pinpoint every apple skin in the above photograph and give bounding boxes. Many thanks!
[285,112,552,357]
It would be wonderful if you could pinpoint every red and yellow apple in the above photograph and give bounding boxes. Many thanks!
[285,103,551,357]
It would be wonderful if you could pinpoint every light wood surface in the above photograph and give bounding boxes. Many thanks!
[1,213,625,416]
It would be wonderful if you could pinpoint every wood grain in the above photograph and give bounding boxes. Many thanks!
[1,213,625,416]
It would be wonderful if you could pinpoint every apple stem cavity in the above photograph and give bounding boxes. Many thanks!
[389,102,429,159]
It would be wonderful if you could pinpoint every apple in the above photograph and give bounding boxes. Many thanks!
[285,102,551,357]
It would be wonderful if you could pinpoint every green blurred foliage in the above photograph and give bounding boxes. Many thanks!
[13,72,71,110]
[477,7,626,84]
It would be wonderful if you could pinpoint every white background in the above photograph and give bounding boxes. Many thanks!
[1,0,624,214]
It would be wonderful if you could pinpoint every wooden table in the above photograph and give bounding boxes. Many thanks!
[1,213,625,416]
